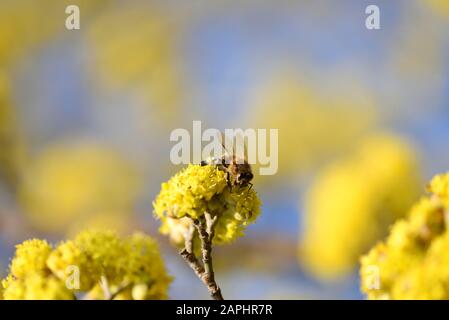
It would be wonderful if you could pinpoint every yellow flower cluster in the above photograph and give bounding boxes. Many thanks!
[154,164,261,245]
[154,164,228,219]
[2,231,171,300]
[360,172,449,299]
[300,134,421,280]
[9,239,53,279]
[2,239,74,300]
[213,189,261,244]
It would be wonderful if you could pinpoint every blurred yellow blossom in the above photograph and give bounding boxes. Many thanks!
[154,164,261,245]
[87,4,184,119]
[0,0,110,67]
[249,74,377,181]
[0,1,110,188]
[360,173,449,299]
[66,210,136,238]
[301,134,421,280]
[19,142,141,233]
[425,0,449,17]
[2,230,171,300]
[0,73,26,188]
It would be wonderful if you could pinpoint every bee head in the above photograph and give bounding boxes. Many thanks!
[237,171,253,184]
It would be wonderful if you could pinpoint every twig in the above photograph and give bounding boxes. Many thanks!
[193,215,223,300]
[109,282,132,300]
[185,223,196,254]
[205,212,218,238]
[178,214,223,300]
[100,276,133,300]
[180,224,204,279]
[100,275,112,300]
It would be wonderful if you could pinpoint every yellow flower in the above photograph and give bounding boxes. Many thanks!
[121,233,172,299]
[427,172,449,200]
[2,239,74,300]
[9,239,52,278]
[2,230,171,300]
[301,134,421,280]
[47,240,97,292]
[153,164,227,220]
[154,164,261,245]
[71,230,125,286]
[360,172,449,299]
[2,274,74,300]
[213,188,262,244]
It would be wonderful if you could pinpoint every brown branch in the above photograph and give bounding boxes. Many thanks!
[193,215,223,300]
[178,214,224,300]
[184,222,196,254]
[180,223,205,279]
[99,275,132,300]
[109,282,132,300]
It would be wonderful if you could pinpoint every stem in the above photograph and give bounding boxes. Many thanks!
[180,224,204,279]
[109,282,132,300]
[99,275,131,300]
[179,214,223,300]
[193,214,223,300]
[100,275,112,300]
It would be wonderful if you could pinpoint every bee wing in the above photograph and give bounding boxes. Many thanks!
[233,131,248,164]
[217,132,231,158]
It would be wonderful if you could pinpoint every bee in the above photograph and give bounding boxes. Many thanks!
[201,132,254,190]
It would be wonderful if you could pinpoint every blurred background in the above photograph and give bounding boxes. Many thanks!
[0,0,448,299]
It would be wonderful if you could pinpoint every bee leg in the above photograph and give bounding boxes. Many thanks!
[225,172,233,191]
[247,182,253,192]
